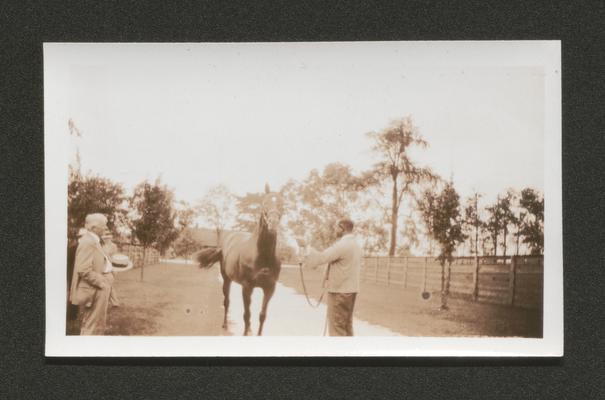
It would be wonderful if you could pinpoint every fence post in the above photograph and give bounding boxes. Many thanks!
[403,257,408,288]
[508,256,517,305]
[386,257,391,286]
[473,255,480,301]
[375,256,379,283]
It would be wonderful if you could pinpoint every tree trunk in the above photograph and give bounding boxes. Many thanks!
[492,234,498,256]
[140,246,146,282]
[503,226,508,257]
[389,177,399,256]
[440,260,450,310]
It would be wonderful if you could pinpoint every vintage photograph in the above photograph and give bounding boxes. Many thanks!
[44,41,562,356]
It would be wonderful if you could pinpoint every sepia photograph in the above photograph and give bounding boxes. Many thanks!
[44,41,562,356]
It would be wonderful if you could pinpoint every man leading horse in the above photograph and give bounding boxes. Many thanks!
[302,218,362,336]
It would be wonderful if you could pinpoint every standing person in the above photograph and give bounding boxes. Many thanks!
[69,213,114,335]
[101,230,121,308]
[303,218,362,336]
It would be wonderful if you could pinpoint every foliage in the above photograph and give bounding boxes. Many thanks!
[68,173,127,241]
[416,187,439,256]
[196,184,236,238]
[432,182,466,266]
[234,191,265,232]
[130,178,179,254]
[397,216,419,256]
[172,228,203,259]
[518,188,544,255]
[356,219,389,255]
[462,192,483,256]
[484,196,505,256]
[281,164,363,249]
[485,191,518,256]
[175,200,197,231]
[366,116,437,255]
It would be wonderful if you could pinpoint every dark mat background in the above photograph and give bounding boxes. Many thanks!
[1,1,604,398]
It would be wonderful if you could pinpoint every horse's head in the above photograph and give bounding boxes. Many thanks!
[260,183,284,234]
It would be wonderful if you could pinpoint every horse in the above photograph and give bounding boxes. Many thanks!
[196,184,283,336]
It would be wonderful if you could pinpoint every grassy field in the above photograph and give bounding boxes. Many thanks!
[102,261,542,337]
[106,262,227,336]
[279,264,542,337]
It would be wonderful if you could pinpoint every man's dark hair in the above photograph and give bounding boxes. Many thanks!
[338,218,354,232]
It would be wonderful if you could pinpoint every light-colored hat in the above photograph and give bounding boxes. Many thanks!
[111,253,130,267]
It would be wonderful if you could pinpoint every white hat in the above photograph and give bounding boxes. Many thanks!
[111,253,130,267]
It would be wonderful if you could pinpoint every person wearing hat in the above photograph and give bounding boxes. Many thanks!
[302,218,362,336]
[69,213,115,335]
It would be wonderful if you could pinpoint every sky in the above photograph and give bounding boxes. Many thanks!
[47,42,547,205]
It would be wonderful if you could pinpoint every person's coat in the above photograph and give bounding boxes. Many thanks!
[303,233,362,293]
[69,233,110,306]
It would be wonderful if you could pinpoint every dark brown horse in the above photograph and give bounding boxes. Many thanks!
[196,184,283,336]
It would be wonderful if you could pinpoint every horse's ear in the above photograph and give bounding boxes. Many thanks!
[265,183,270,194]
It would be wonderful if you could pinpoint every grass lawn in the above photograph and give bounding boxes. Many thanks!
[100,261,541,337]
[106,262,226,336]
[279,265,542,337]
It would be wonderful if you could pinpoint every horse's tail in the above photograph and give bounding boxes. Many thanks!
[195,247,222,268]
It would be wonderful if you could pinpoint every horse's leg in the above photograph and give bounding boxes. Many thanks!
[242,284,253,336]
[220,264,231,329]
[257,284,275,336]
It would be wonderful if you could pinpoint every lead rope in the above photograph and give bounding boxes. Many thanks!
[298,262,329,336]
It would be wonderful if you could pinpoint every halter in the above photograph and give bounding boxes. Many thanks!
[260,194,282,225]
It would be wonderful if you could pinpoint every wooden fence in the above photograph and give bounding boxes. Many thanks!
[361,255,543,309]
[116,242,160,268]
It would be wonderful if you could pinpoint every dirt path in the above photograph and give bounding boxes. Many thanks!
[106,261,541,337]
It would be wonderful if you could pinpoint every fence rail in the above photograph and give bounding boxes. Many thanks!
[361,255,543,309]
[116,242,160,268]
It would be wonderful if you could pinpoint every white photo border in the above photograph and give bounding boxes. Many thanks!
[44,41,562,357]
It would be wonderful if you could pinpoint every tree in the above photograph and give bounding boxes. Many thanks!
[196,184,236,240]
[282,164,363,249]
[176,200,197,231]
[131,178,179,280]
[431,182,466,310]
[367,116,437,256]
[234,191,265,232]
[518,188,544,255]
[68,173,127,242]
[485,196,504,256]
[173,229,202,260]
[498,190,517,257]
[462,192,483,256]
[505,190,525,256]
[416,187,439,256]
[398,215,419,256]
[171,201,200,260]
[485,191,517,257]
[356,219,389,256]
